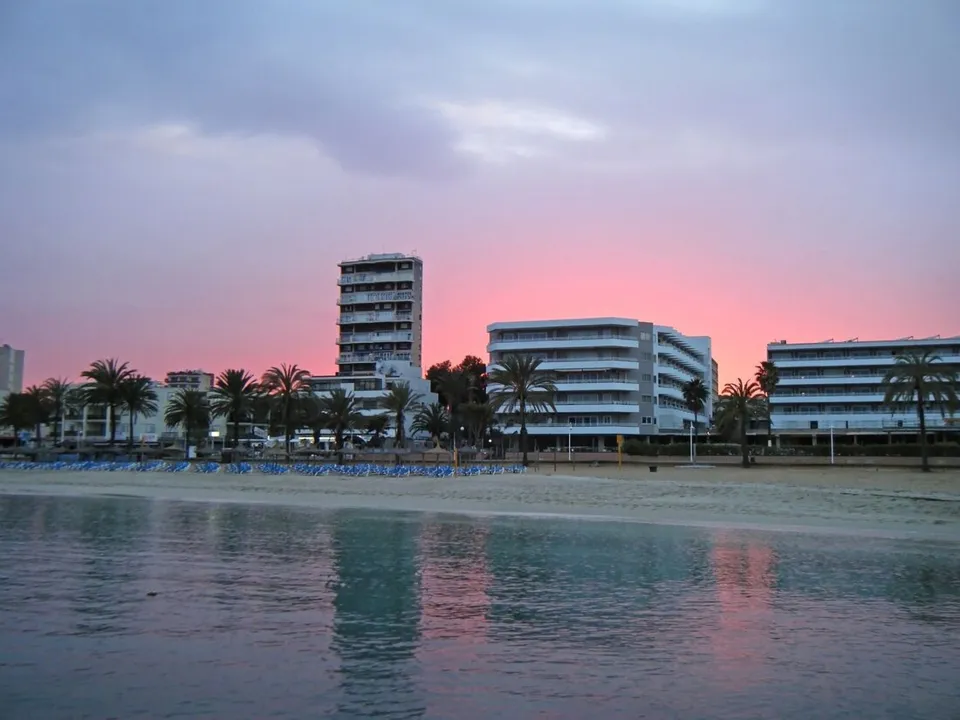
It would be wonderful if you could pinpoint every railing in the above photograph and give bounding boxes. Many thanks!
[338,352,412,363]
[772,417,957,430]
[337,290,414,305]
[338,311,413,324]
[493,333,633,342]
[338,270,414,285]
[338,331,413,344]
[555,401,637,407]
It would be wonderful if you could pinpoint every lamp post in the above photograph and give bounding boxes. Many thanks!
[829,423,835,465]
[568,423,573,462]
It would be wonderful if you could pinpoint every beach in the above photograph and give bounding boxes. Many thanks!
[1,465,958,539]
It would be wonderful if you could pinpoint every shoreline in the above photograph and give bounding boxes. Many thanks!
[2,466,959,541]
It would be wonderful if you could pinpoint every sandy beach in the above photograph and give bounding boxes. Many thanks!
[2,465,959,539]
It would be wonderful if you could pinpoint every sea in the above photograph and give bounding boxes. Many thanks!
[0,493,958,719]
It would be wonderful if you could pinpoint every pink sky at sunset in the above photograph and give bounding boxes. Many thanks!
[1,0,958,388]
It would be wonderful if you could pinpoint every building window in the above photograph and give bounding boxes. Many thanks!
[641,374,652,382]
[640,332,651,341]
[641,395,652,403]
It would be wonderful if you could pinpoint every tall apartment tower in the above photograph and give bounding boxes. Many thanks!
[336,253,423,376]
[0,344,25,395]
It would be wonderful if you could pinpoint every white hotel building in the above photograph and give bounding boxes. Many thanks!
[336,253,423,376]
[486,318,714,449]
[767,336,960,437]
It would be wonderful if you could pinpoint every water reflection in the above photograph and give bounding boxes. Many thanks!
[0,495,958,720]
[709,534,778,687]
[331,512,424,718]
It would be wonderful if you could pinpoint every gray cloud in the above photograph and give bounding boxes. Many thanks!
[1,0,958,178]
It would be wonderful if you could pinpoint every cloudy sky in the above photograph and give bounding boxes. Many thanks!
[2,0,958,385]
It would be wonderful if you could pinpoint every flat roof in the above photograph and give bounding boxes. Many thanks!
[339,253,422,266]
[487,317,641,331]
[768,335,959,350]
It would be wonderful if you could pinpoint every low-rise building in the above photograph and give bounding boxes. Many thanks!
[486,317,714,449]
[767,335,960,438]
[305,360,438,442]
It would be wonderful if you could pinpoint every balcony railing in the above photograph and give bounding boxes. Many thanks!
[338,270,415,285]
[338,331,413,344]
[338,311,413,324]
[337,290,414,305]
[338,352,412,364]
[772,417,957,430]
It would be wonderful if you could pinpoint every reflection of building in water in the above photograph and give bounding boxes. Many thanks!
[417,522,491,641]
[709,534,777,686]
[416,522,491,718]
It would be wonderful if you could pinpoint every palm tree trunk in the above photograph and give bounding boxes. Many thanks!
[740,418,750,469]
[185,421,192,460]
[917,386,930,472]
[519,402,528,466]
[109,405,118,446]
[233,415,241,449]
[35,421,42,448]
[766,399,773,448]
[128,412,135,449]
[693,411,699,463]
[395,412,404,448]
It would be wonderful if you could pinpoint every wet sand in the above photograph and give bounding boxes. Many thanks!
[1,466,958,540]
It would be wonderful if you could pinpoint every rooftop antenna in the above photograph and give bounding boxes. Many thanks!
[845,337,858,342]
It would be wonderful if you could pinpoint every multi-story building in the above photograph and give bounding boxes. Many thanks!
[165,369,214,392]
[486,318,714,449]
[336,253,423,376]
[62,382,230,445]
[305,360,437,443]
[0,344,25,396]
[767,335,960,437]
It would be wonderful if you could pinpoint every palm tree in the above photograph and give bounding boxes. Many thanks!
[715,378,764,468]
[119,375,159,448]
[487,354,557,466]
[882,350,959,472]
[754,360,780,446]
[682,377,709,462]
[300,395,330,447]
[461,400,494,447]
[164,389,211,459]
[0,393,34,446]
[364,414,390,448]
[210,369,260,448]
[40,377,72,445]
[316,388,363,461]
[436,370,472,441]
[22,385,50,447]
[260,363,311,453]
[81,359,135,445]
[380,381,423,449]
[411,402,449,447]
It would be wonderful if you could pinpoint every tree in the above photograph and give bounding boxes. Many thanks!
[425,361,454,403]
[164,390,210,458]
[411,402,449,447]
[316,388,363,461]
[0,393,35,446]
[487,354,557,466]
[81,359,136,445]
[22,385,50,446]
[210,369,260,447]
[119,375,159,447]
[260,363,311,453]
[364,414,390,448]
[881,350,959,472]
[41,377,72,445]
[754,360,780,446]
[461,400,494,447]
[380,381,423,449]
[715,378,764,468]
[682,377,708,461]
[455,355,488,404]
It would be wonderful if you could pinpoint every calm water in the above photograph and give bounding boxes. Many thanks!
[0,495,958,719]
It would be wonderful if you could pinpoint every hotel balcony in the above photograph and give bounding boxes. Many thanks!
[487,337,639,353]
[488,358,640,373]
[337,331,413,344]
[337,311,413,324]
[337,290,415,305]
[337,270,415,285]
[338,351,412,364]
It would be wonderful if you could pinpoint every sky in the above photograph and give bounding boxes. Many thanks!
[2,0,958,388]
